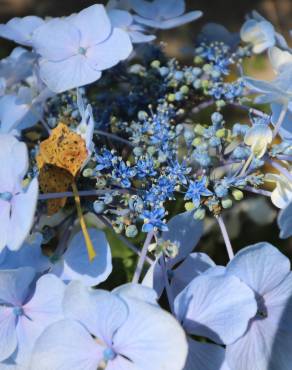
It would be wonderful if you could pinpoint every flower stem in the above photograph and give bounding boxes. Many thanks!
[216,215,234,260]
[95,130,134,147]
[72,181,96,262]
[96,214,153,265]
[244,186,272,197]
[132,231,154,283]
[39,189,128,200]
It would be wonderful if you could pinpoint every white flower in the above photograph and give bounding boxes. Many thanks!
[266,171,292,209]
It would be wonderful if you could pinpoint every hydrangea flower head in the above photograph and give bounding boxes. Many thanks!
[32,5,133,93]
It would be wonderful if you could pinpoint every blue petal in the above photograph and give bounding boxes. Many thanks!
[52,228,112,287]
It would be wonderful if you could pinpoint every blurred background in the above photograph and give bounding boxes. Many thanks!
[0,0,291,278]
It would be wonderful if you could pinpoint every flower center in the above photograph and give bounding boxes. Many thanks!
[0,192,13,202]
[13,306,24,317]
[256,294,268,319]
[78,47,87,56]
[103,347,117,361]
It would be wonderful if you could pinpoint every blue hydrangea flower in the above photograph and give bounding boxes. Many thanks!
[185,177,213,208]
[30,282,188,370]
[135,156,157,179]
[112,161,136,188]
[32,5,133,93]
[131,0,202,30]
[0,16,44,46]
[0,135,38,252]
[95,149,117,171]
[141,207,168,232]
[166,160,191,185]
[225,242,292,370]
[0,268,65,364]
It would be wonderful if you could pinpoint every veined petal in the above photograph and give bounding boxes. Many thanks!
[0,307,17,362]
[38,56,102,93]
[226,242,291,295]
[70,5,111,48]
[86,28,132,71]
[30,319,102,370]
[113,298,188,370]
[63,281,128,346]
[32,18,80,61]
[174,274,257,345]
[7,178,38,252]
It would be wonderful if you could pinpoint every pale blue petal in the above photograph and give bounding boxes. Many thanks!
[108,9,133,28]
[171,253,216,297]
[134,11,202,30]
[38,56,102,93]
[184,338,228,370]
[113,298,188,370]
[32,18,80,61]
[174,274,257,345]
[0,307,17,362]
[142,258,165,298]
[70,4,111,47]
[129,30,156,43]
[16,274,65,363]
[0,16,44,46]
[278,201,292,239]
[53,228,112,287]
[271,103,292,142]
[130,0,160,19]
[0,233,48,272]
[106,356,140,370]
[226,242,291,295]
[158,0,185,18]
[63,281,128,346]
[7,178,38,251]
[162,211,203,268]
[86,28,133,71]
[113,283,158,305]
[0,268,35,306]
[30,319,102,370]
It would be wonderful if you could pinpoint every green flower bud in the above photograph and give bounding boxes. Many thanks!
[193,208,206,220]
[151,60,161,69]
[194,124,206,135]
[232,189,244,201]
[83,168,93,177]
[180,85,190,95]
[167,94,176,102]
[125,225,138,238]
[185,202,195,211]
[221,198,233,209]
[192,137,202,147]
